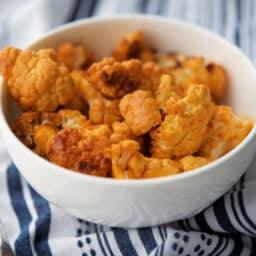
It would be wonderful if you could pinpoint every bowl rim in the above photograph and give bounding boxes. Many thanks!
[1,14,256,187]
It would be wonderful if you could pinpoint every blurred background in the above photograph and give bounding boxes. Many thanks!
[0,0,255,60]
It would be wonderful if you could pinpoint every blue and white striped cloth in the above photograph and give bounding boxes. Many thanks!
[1,0,256,255]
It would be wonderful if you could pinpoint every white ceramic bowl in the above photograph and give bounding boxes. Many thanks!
[1,15,256,228]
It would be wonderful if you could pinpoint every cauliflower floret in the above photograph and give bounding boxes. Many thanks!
[13,109,90,149]
[84,123,112,138]
[139,61,172,92]
[111,140,141,179]
[40,112,62,127]
[156,53,187,68]
[85,57,142,98]
[111,121,137,143]
[12,111,61,155]
[111,140,181,179]
[142,158,181,178]
[57,109,89,129]
[112,30,156,62]
[12,111,41,147]
[151,84,214,158]
[40,109,89,129]
[110,121,145,148]
[48,127,111,176]
[119,90,162,136]
[155,74,179,113]
[71,70,105,124]
[85,57,170,98]
[0,46,84,111]
[71,70,122,124]
[171,57,227,100]
[179,155,209,171]
[34,124,58,156]
[199,105,253,160]
[206,63,227,100]
[103,99,122,125]
[57,42,94,70]
[0,46,20,78]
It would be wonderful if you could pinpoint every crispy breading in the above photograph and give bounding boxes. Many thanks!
[151,84,214,158]
[119,90,162,136]
[171,57,227,100]
[57,42,94,70]
[48,127,111,176]
[71,70,122,124]
[112,30,156,62]
[0,46,84,111]
[199,105,253,160]
[179,155,209,171]
[111,140,181,179]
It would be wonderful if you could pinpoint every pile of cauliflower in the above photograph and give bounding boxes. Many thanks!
[0,31,252,179]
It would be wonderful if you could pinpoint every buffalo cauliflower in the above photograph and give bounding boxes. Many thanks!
[112,30,156,62]
[156,53,186,68]
[199,105,253,160]
[0,46,84,111]
[34,124,58,156]
[111,121,139,143]
[171,57,227,100]
[13,109,90,150]
[84,57,141,98]
[6,31,252,179]
[138,61,172,92]
[85,57,171,98]
[12,111,41,147]
[151,84,214,158]
[179,155,209,171]
[111,140,181,179]
[119,90,162,136]
[14,109,113,176]
[71,70,122,124]
[48,127,112,176]
[110,121,145,150]
[155,74,179,113]
[57,42,94,70]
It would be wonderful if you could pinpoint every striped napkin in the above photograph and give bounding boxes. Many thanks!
[1,0,256,255]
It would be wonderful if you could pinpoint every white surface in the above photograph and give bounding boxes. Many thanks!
[1,15,256,227]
